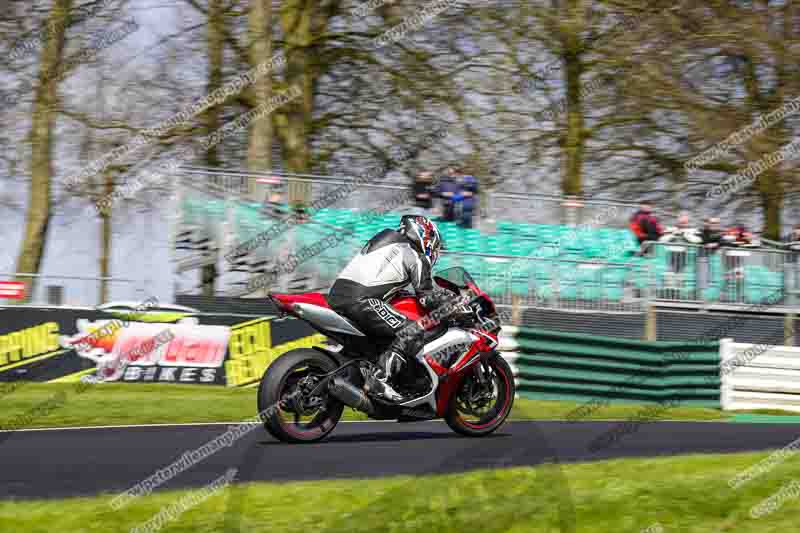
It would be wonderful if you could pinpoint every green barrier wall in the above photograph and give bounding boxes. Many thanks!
[513,327,720,407]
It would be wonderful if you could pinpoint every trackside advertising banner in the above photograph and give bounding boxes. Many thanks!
[0,305,325,386]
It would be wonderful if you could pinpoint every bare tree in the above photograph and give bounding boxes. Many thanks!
[246,0,273,193]
[14,0,72,302]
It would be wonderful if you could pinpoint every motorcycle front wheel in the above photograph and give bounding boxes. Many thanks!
[445,353,515,437]
[258,348,344,443]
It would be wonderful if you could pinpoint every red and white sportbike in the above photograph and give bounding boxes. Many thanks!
[259,267,515,443]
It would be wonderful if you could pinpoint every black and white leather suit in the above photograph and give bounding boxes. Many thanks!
[328,228,451,381]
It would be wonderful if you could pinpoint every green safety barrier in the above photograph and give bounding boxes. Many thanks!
[512,327,720,407]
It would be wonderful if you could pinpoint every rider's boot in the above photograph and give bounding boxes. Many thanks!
[368,350,406,402]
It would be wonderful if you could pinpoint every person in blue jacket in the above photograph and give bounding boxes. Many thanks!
[455,168,478,228]
[437,167,459,222]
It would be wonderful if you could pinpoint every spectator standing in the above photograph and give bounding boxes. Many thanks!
[720,222,758,291]
[262,189,287,219]
[701,217,723,250]
[437,167,458,222]
[456,168,479,228]
[660,211,702,275]
[412,171,435,217]
[722,223,758,247]
[782,224,800,251]
[660,212,703,244]
[783,224,800,305]
[629,201,664,252]
[698,216,723,289]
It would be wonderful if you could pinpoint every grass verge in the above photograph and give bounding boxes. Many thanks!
[2,450,799,532]
[0,383,739,430]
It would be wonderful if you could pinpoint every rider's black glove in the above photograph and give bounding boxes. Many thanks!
[418,284,456,312]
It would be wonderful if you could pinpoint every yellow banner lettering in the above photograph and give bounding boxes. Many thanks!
[229,330,244,359]
[7,333,22,362]
[241,326,254,357]
[44,322,59,352]
[0,335,7,364]
[254,321,271,352]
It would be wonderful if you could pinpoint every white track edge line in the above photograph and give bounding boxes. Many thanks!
[0,418,727,434]
[0,419,418,433]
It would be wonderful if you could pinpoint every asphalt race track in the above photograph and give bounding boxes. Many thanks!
[2,420,799,500]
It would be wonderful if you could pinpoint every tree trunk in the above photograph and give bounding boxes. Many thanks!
[281,0,312,207]
[560,0,586,197]
[100,168,113,303]
[742,49,786,241]
[247,0,273,201]
[96,52,111,304]
[204,0,224,168]
[201,0,226,298]
[759,175,783,241]
[757,1,793,241]
[15,0,71,302]
[277,0,338,207]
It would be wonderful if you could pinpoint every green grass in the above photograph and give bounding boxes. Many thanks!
[510,398,729,422]
[3,451,800,532]
[0,383,739,430]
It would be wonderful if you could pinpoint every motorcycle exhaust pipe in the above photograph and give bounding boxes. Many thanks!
[328,376,376,416]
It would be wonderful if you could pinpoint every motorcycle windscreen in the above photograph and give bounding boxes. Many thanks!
[433,266,481,297]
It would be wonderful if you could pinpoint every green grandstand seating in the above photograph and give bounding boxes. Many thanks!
[603,267,627,302]
[484,259,508,296]
[511,262,531,297]
[537,225,559,244]
[558,262,578,300]
[532,260,555,299]
[481,236,500,254]
[562,232,585,254]
[497,221,519,234]
[461,256,484,282]
[702,285,721,302]
[186,198,794,305]
[577,265,603,300]
[436,254,453,272]
[507,239,535,257]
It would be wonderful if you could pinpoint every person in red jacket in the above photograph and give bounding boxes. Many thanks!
[722,223,759,247]
[629,202,664,249]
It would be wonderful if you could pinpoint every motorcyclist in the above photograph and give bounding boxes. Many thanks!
[327,215,451,402]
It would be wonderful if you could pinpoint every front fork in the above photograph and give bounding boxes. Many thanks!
[469,352,500,404]
[475,361,489,386]
[474,353,494,388]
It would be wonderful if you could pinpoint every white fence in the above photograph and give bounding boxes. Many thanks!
[720,338,800,412]
[498,325,521,388]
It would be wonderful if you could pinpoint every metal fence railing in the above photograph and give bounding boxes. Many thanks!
[0,273,143,306]
[174,166,663,232]
[641,241,799,308]
[177,166,411,211]
[261,246,649,314]
[482,192,675,229]
[172,170,652,311]
[441,250,648,313]
[215,232,651,313]
[173,167,800,313]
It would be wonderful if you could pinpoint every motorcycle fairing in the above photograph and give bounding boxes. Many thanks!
[292,303,366,336]
[399,328,478,413]
[271,292,330,310]
[388,296,425,320]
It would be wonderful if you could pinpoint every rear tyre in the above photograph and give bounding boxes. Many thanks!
[258,348,344,443]
[445,353,515,437]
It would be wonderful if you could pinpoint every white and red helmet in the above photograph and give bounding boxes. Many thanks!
[399,215,443,267]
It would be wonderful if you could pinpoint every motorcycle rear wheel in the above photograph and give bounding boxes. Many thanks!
[258,348,344,443]
[445,353,515,437]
